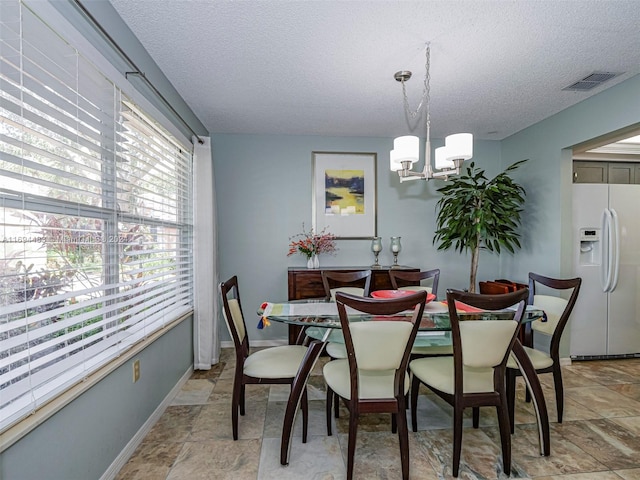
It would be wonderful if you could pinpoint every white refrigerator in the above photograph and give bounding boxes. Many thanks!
[571,183,640,358]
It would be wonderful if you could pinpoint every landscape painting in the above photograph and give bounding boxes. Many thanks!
[312,152,377,239]
[324,169,365,215]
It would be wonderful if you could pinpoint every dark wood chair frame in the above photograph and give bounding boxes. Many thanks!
[410,288,529,477]
[326,291,427,480]
[389,268,440,296]
[321,269,372,300]
[219,275,309,441]
[506,272,581,431]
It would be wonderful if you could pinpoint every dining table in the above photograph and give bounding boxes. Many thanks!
[258,296,551,466]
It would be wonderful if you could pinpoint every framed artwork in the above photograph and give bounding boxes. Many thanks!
[312,151,377,239]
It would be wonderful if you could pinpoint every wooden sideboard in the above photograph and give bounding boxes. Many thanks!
[286,265,419,344]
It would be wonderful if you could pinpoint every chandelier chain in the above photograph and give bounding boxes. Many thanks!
[401,43,431,129]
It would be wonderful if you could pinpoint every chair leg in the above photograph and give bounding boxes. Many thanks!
[301,387,309,443]
[552,362,564,423]
[391,413,397,434]
[346,409,359,480]
[506,369,517,434]
[326,386,334,436]
[452,404,463,477]
[397,401,410,480]
[496,401,512,475]
[240,384,246,415]
[472,407,479,428]
[525,386,531,403]
[334,392,340,418]
[410,374,421,432]
[231,379,241,441]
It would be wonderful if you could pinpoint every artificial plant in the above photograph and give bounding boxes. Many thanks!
[433,159,527,293]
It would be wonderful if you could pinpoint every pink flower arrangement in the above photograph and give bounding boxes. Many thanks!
[287,224,337,258]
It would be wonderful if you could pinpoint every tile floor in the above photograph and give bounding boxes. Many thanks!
[115,349,640,480]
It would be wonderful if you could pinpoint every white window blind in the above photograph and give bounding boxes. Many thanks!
[0,1,193,431]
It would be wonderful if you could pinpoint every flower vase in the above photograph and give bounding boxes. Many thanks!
[307,254,320,269]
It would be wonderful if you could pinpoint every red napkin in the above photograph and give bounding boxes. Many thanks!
[440,300,484,313]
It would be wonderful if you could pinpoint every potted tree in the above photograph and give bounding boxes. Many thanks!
[433,159,527,293]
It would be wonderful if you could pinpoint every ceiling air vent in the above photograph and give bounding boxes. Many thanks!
[563,71,621,91]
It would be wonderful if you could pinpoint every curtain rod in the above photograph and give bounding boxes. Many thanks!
[72,0,205,145]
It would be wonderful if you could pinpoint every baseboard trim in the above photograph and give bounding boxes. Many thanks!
[560,357,572,366]
[220,339,287,348]
[99,366,194,480]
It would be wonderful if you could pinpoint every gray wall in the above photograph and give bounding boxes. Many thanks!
[499,73,640,355]
[501,74,640,281]
[212,134,504,342]
[0,317,193,480]
[213,74,640,346]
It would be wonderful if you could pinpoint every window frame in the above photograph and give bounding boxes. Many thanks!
[0,0,194,439]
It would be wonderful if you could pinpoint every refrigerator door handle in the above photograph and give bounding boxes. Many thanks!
[601,209,614,292]
[610,208,621,292]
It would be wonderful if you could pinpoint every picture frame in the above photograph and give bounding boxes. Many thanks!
[312,151,377,239]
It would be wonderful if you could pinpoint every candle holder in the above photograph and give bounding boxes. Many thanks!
[390,236,402,268]
[370,237,382,268]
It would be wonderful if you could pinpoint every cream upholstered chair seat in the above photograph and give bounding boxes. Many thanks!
[409,358,494,395]
[325,342,347,358]
[323,291,427,480]
[243,345,309,378]
[506,345,553,371]
[324,360,410,400]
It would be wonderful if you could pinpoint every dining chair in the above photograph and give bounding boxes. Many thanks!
[389,268,440,295]
[321,269,373,417]
[409,288,528,477]
[390,268,450,359]
[506,272,581,431]
[321,269,372,301]
[323,290,427,480]
[219,275,310,441]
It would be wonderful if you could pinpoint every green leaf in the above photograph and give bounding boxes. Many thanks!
[433,159,528,289]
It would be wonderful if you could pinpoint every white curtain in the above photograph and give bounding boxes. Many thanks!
[193,136,219,368]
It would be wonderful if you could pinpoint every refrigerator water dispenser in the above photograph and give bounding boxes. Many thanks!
[579,228,600,265]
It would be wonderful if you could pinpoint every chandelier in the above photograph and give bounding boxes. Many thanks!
[390,43,473,182]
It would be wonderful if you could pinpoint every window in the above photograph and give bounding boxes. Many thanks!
[0,1,193,431]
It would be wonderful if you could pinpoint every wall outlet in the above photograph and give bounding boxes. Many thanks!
[133,359,140,383]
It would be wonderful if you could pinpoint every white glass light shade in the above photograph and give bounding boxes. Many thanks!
[445,133,473,161]
[389,149,403,172]
[392,135,419,165]
[434,146,454,170]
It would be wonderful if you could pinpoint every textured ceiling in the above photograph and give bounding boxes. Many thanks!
[108,0,640,141]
